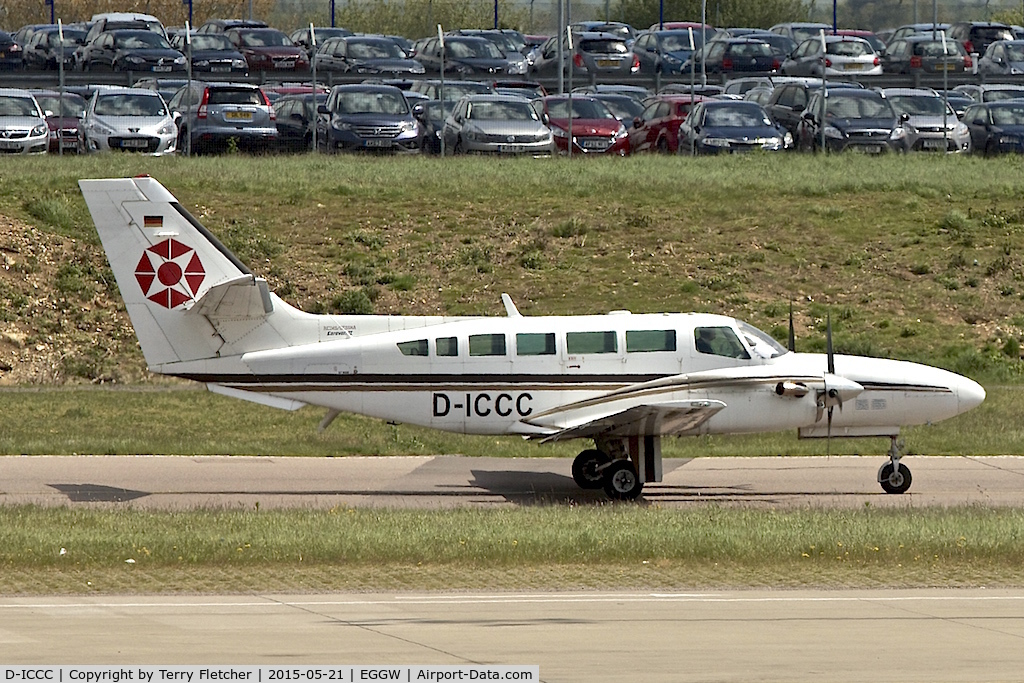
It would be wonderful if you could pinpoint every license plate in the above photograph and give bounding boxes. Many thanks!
[364,139,392,148]
[859,144,882,153]
[0,140,20,150]
[596,59,618,68]
[153,65,172,72]
[225,111,252,121]
[497,144,523,153]
[276,60,296,69]
[120,139,148,148]
[0,52,5,59]
[582,139,609,149]
[922,138,945,149]
[211,66,231,72]
[844,63,864,70]
[934,63,955,71]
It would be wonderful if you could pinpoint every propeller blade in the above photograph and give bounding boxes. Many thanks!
[788,302,795,353]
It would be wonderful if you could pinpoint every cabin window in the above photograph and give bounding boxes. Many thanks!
[626,329,677,353]
[436,336,458,357]
[469,333,506,356]
[516,332,556,356]
[694,326,750,359]
[397,339,429,356]
[566,331,617,354]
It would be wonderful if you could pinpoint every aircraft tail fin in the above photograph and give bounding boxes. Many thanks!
[79,176,273,370]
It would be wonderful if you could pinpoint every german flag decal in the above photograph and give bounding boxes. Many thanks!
[143,215,163,228]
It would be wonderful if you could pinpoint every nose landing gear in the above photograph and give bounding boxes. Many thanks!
[878,436,912,494]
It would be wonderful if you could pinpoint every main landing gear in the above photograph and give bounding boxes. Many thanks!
[572,448,644,500]
[878,436,912,495]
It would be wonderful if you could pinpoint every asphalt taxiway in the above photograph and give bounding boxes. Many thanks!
[1,454,1023,509]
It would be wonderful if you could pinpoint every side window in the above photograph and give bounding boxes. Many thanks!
[469,333,506,356]
[436,336,458,357]
[626,330,676,353]
[516,332,555,356]
[566,331,617,354]
[397,339,428,356]
[694,326,751,359]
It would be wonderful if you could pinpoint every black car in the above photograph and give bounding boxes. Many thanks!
[686,38,780,74]
[314,36,425,74]
[77,30,186,73]
[407,79,494,102]
[797,89,909,153]
[763,79,857,137]
[414,35,527,75]
[679,100,791,154]
[170,33,248,75]
[0,30,23,70]
[272,92,326,152]
[21,26,87,70]
[948,21,1014,56]
[316,84,420,153]
[962,101,1024,155]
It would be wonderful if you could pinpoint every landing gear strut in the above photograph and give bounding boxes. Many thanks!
[878,436,912,494]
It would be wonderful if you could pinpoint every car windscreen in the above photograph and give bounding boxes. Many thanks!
[661,33,697,51]
[827,94,892,119]
[239,30,292,48]
[191,35,234,50]
[984,87,1024,102]
[94,93,167,116]
[888,95,948,116]
[466,100,538,121]
[114,32,172,50]
[33,94,87,116]
[990,104,1024,125]
[704,105,771,127]
[0,96,41,117]
[440,82,492,101]
[547,98,616,119]
[334,91,409,115]
[348,40,404,59]
[449,39,503,59]
[1007,43,1024,61]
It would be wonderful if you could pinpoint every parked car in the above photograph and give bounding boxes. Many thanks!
[316,83,420,153]
[888,23,949,42]
[834,29,886,54]
[878,87,970,152]
[589,93,646,126]
[170,33,249,75]
[197,19,268,34]
[782,35,881,77]
[628,93,706,153]
[569,21,636,44]
[953,83,1024,103]
[224,27,309,72]
[948,21,1014,56]
[0,31,24,71]
[573,83,652,102]
[411,99,447,153]
[679,99,791,154]
[314,35,424,74]
[29,90,87,153]
[977,40,1024,76]
[768,22,832,44]
[272,92,326,152]
[797,89,908,153]
[167,81,277,154]
[0,88,48,153]
[962,101,1024,155]
[632,29,701,74]
[441,94,553,155]
[407,79,493,102]
[686,37,780,75]
[79,87,176,154]
[77,29,186,73]
[289,26,353,58]
[533,95,630,155]
[21,26,87,70]
[415,35,527,75]
[531,31,641,78]
[763,78,855,136]
[881,35,969,74]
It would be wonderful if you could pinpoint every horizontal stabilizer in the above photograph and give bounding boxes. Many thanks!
[188,274,274,320]
[208,383,306,411]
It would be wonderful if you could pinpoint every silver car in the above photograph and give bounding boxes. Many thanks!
[441,94,553,155]
[879,87,971,153]
[80,87,176,154]
[0,88,49,155]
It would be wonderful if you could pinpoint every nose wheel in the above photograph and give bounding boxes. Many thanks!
[878,437,912,494]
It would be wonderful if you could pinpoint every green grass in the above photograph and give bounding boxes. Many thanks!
[1,505,1022,594]
[0,384,1020,457]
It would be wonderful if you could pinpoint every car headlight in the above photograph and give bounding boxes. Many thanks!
[783,131,794,148]
[90,120,118,136]
[998,134,1020,144]
[195,59,210,67]
[232,59,247,69]
[551,126,568,138]
[889,126,906,141]
[31,124,48,137]
[823,125,844,140]
[703,137,731,147]
[955,122,969,136]
[758,137,782,150]
[158,123,176,136]
[508,60,527,75]
[411,64,425,74]
[126,55,146,64]
[174,56,186,65]
[332,119,352,131]
[465,127,483,142]
[613,125,628,140]
[399,120,417,133]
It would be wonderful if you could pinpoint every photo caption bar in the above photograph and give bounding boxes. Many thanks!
[1,667,539,683]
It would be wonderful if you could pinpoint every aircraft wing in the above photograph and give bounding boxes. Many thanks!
[536,399,728,442]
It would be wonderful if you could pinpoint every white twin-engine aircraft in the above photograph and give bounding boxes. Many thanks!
[81,176,986,500]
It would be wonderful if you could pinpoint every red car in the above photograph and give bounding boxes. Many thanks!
[535,95,630,155]
[628,93,707,153]
[224,28,309,72]
[30,90,87,153]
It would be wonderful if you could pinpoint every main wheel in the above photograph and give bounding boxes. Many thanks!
[879,462,912,494]
[572,449,610,489]
[603,460,643,500]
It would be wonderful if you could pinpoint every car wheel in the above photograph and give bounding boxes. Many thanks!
[454,138,465,154]
[656,136,669,154]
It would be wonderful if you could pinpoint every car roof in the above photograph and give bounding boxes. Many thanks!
[0,88,39,97]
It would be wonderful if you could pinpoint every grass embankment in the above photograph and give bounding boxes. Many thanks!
[2,506,1023,594]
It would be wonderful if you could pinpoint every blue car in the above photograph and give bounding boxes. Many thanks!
[316,84,420,153]
[963,101,1024,155]
[679,100,791,154]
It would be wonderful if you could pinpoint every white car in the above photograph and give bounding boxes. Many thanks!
[80,87,177,154]
[879,87,972,153]
[0,88,49,155]
[783,35,882,77]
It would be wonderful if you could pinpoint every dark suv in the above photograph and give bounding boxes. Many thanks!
[949,21,1014,56]
[167,81,277,154]
[316,84,420,153]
